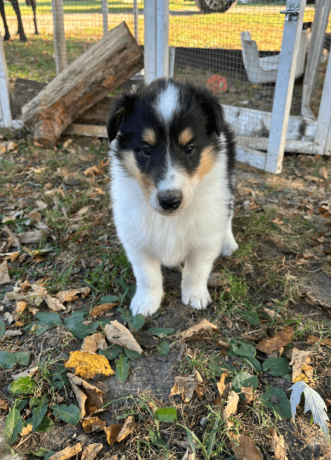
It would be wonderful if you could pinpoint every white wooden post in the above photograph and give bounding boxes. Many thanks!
[0,36,12,128]
[52,0,67,74]
[301,0,331,119]
[101,0,109,36]
[314,48,331,155]
[133,0,139,42]
[265,0,307,174]
[144,0,169,83]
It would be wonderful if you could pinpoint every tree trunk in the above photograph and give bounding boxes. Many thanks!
[22,22,143,146]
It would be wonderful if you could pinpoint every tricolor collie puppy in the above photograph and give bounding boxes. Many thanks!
[107,78,237,317]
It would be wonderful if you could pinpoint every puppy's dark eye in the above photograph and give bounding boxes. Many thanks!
[142,146,152,156]
[185,145,195,155]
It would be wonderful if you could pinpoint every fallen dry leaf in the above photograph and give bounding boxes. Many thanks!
[263,308,281,320]
[217,372,230,398]
[269,428,288,460]
[13,366,38,381]
[104,424,123,446]
[308,335,331,348]
[208,272,229,288]
[84,165,103,177]
[64,351,115,379]
[67,373,104,418]
[301,292,331,318]
[48,443,82,460]
[116,416,135,442]
[289,348,312,383]
[45,295,66,312]
[241,386,254,403]
[21,424,33,437]
[0,261,11,285]
[223,391,239,420]
[319,167,328,180]
[170,370,202,402]
[82,416,106,434]
[90,303,117,318]
[81,333,107,353]
[217,339,229,349]
[255,326,293,355]
[56,287,91,303]
[105,321,143,354]
[182,449,195,460]
[81,443,103,460]
[13,300,27,319]
[181,319,218,341]
[18,231,44,244]
[5,330,22,337]
[0,397,9,410]
[230,434,263,460]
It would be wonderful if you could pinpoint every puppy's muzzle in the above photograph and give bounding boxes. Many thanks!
[158,192,182,212]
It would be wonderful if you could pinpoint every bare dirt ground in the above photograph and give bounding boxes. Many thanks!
[0,129,331,460]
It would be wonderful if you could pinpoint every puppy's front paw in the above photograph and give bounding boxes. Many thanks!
[221,233,238,257]
[130,288,163,317]
[181,286,212,310]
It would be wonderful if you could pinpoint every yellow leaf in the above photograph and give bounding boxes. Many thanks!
[217,372,230,398]
[21,423,33,437]
[104,424,123,446]
[64,351,115,379]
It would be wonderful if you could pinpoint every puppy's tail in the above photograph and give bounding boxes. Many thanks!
[0,426,20,460]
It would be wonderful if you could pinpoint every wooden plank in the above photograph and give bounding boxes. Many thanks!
[237,137,324,155]
[265,0,307,174]
[0,36,12,128]
[64,124,107,137]
[314,44,331,155]
[22,22,143,146]
[236,147,266,170]
[51,0,67,74]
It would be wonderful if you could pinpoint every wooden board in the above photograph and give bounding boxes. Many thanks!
[22,22,143,146]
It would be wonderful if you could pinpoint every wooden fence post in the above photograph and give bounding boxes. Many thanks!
[0,36,12,128]
[265,0,307,174]
[52,0,67,74]
[101,0,109,36]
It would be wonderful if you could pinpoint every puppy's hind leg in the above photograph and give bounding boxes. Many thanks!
[221,210,238,257]
[181,248,218,310]
[128,249,163,317]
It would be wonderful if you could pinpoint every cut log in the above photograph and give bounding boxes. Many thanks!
[13,78,115,125]
[22,22,143,146]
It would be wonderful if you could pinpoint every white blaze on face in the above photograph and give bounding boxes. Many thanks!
[155,83,179,124]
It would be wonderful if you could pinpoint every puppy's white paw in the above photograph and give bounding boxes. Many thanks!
[221,233,238,257]
[181,286,212,310]
[130,288,163,317]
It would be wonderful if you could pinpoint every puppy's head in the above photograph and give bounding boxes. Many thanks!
[107,79,226,216]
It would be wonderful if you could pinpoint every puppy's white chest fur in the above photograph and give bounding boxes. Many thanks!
[111,156,231,267]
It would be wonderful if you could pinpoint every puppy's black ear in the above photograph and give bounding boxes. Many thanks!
[107,93,136,142]
[195,88,225,137]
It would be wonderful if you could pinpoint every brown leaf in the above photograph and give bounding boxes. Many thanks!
[21,424,33,437]
[222,391,239,420]
[64,351,115,379]
[0,397,9,410]
[181,319,218,341]
[269,428,288,460]
[0,261,11,285]
[196,384,204,400]
[84,165,103,177]
[303,293,331,318]
[48,443,82,460]
[208,272,229,288]
[263,308,281,320]
[319,167,328,179]
[217,339,229,349]
[67,373,104,418]
[56,287,91,303]
[45,295,66,312]
[308,335,331,348]
[241,386,254,403]
[27,209,42,223]
[81,443,103,460]
[217,372,230,398]
[170,370,202,402]
[81,333,107,353]
[289,348,312,382]
[13,301,27,320]
[82,416,106,434]
[116,416,135,442]
[255,326,293,354]
[104,424,123,446]
[318,206,331,218]
[18,230,44,244]
[105,321,143,354]
[230,434,263,460]
[304,175,321,183]
[90,303,117,318]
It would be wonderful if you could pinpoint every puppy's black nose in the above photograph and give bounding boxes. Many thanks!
[159,194,182,211]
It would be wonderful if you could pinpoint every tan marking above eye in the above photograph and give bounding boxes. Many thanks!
[179,128,194,147]
[142,128,156,146]
[197,146,216,181]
